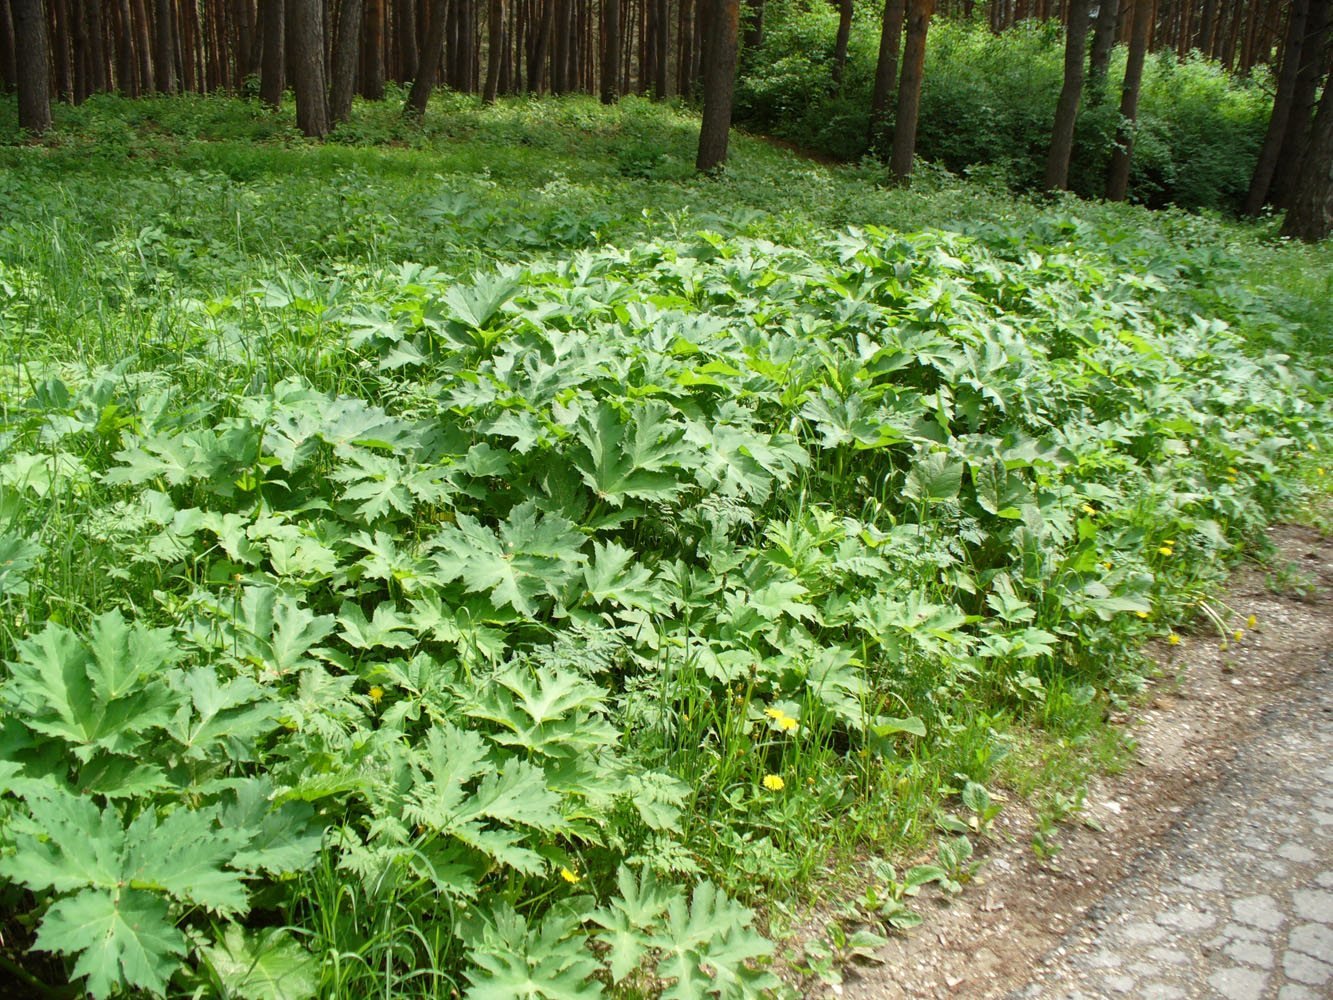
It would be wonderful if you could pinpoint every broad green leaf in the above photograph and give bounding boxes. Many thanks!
[202,925,319,1000]
[904,452,964,504]
[35,888,185,1000]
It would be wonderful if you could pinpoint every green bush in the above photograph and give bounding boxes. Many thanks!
[736,12,1270,214]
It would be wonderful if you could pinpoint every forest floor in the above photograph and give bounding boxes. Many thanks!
[823,519,1333,999]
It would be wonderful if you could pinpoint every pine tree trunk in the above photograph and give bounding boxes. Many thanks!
[406,0,446,112]
[1044,0,1091,189]
[260,0,285,105]
[696,0,739,170]
[155,0,178,92]
[1089,0,1119,86]
[832,0,853,89]
[529,0,552,88]
[1196,0,1217,51]
[330,0,362,122]
[1243,0,1309,214]
[1272,0,1329,207]
[890,0,934,182]
[12,0,51,134]
[654,0,667,95]
[1106,0,1151,200]
[602,0,621,101]
[869,0,906,154]
[1280,76,1333,240]
[1,0,18,92]
[742,0,762,49]
[84,0,107,94]
[362,0,385,96]
[129,0,154,91]
[484,0,504,101]
[290,0,330,134]
[395,0,417,80]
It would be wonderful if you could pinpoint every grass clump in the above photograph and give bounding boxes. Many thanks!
[0,94,1329,999]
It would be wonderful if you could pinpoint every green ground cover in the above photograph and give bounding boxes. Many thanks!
[0,94,1329,998]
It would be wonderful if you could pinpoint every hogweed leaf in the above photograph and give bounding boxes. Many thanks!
[201,925,319,1000]
[35,888,185,1000]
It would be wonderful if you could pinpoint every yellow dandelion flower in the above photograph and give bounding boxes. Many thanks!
[1081,504,1097,516]
[1103,560,1114,570]
[1246,614,1257,628]
[1136,610,1150,619]
[1233,629,1244,642]
[1318,468,1326,477]
[1218,640,1229,651]
[778,716,799,732]
[764,707,785,721]
[560,867,581,884]
[1157,546,1174,556]
[762,774,785,792]
[1226,467,1238,475]
[368,686,384,704]
[1168,633,1181,645]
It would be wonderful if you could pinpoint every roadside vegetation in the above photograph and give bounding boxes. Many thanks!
[1,92,1329,999]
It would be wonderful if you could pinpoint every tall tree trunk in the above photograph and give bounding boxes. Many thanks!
[261,0,285,105]
[890,0,934,182]
[654,0,667,95]
[84,0,107,94]
[869,0,906,154]
[361,0,385,96]
[696,0,739,170]
[154,0,178,93]
[1089,0,1119,87]
[1243,0,1310,214]
[1106,0,1151,200]
[1044,0,1091,189]
[1280,74,1333,240]
[290,0,330,134]
[831,0,853,89]
[1,0,18,92]
[602,0,621,101]
[129,0,154,91]
[395,0,418,79]
[406,0,446,112]
[529,0,552,88]
[114,0,136,94]
[484,0,504,101]
[1196,0,1217,51]
[742,0,762,50]
[1273,0,1330,206]
[12,0,51,134]
[330,0,363,122]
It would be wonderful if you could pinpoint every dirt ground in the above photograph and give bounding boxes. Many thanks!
[820,522,1333,999]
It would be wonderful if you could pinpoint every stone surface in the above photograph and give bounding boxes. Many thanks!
[1005,652,1333,1000]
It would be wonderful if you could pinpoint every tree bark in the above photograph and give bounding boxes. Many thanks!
[395,0,418,79]
[1,0,18,92]
[1105,0,1151,201]
[406,0,446,113]
[1243,0,1310,214]
[890,0,934,182]
[869,0,906,154]
[484,0,504,101]
[330,0,363,123]
[1089,0,1119,87]
[1044,0,1091,189]
[362,0,385,96]
[1280,75,1333,241]
[654,0,667,96]
[742,0,762,50]
[1273,0,1330,207]
[528,0,553,89]
[260,0,285,105]
[12,0,51,134]
[129,0,154,91]
[155,0,178,93]
[290,0,330,135]
[696,0,739,171]
[832,0,853,90]
[601,0,621,101]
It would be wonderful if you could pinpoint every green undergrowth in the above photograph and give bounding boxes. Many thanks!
[1,94,1330,999]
